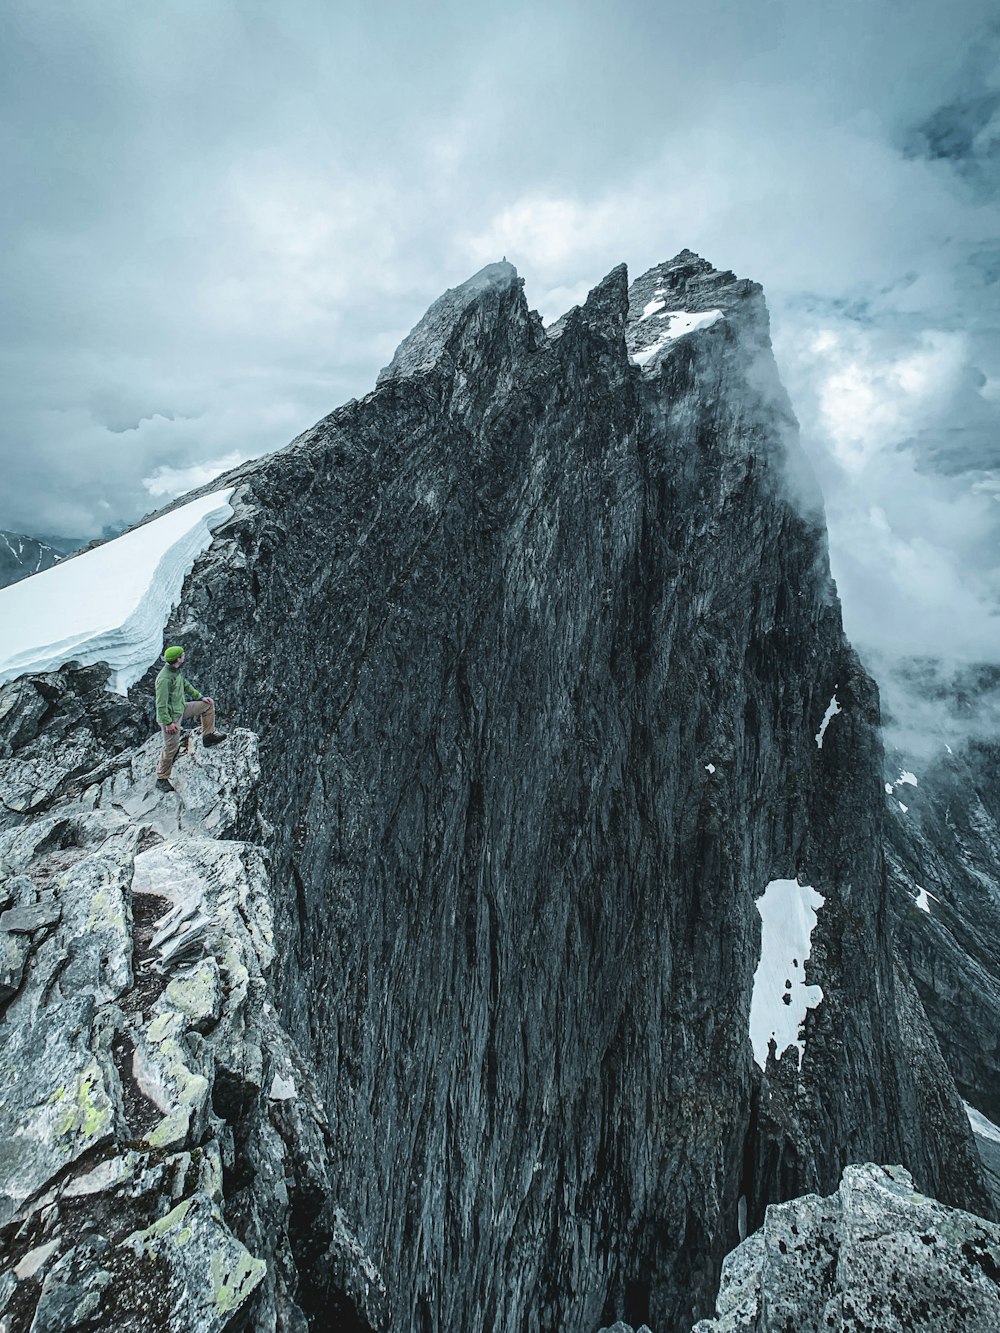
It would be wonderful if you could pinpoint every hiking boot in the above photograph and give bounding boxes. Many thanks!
[203,732,228,747]
[155,777,174,793]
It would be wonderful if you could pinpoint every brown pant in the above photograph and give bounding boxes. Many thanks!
[156,699,216,778]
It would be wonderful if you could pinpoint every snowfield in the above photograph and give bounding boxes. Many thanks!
[0,489,234,693]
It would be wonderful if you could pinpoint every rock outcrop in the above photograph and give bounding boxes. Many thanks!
[0,664,148,828]
[693,1163,1000,1332]
[1,251,994,1329]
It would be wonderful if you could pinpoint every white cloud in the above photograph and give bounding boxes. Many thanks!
[771,305,1000,668]
[466,197,623,273]
[808,327,969,473]
[143,452,245,499]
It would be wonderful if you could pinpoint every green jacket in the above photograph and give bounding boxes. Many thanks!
[155,664,202,724]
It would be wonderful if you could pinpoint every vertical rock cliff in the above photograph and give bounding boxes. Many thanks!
[150,251,988,1328]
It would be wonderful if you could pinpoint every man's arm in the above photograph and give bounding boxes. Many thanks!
[183,679,202,700]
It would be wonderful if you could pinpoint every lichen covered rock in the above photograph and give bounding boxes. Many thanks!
[0,729,379,1331]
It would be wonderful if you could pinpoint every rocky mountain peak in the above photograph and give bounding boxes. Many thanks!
[624,252,767,378]
[376,259,528,387]
[1,249,995,1332]
[541,262,633,386]
[630,250,761,314]
[581,261,631,334]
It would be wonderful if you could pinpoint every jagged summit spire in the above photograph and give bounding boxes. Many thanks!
[668,246,710,266]
[579,262,630,336]
[377,260,522,385]
[633,249,758,301]
[459,258,519,289]
[624,251,763,371]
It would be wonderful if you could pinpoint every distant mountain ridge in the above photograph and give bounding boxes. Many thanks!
[0,530,62,588]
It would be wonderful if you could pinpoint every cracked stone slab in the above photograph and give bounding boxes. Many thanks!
[119,1192,267,1332]
[29,1236,113,1332]
[0,901,61,933]
[0,1004,117,1227]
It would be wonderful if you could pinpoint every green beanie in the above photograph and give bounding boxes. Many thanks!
[163,646,184,664]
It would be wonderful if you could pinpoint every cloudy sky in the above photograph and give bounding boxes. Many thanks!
[2,0,998,704]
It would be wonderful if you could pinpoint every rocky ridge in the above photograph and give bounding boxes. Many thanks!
[0,676,381,1331]
[0,534,61,592]
[882,670,1000,1125]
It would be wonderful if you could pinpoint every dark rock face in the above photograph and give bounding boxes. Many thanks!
[889,740,1000,1117]
[0,532,61,590]
[884,667,1000,1155]
[143,251,989,1328]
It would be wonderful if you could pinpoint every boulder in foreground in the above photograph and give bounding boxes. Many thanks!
[693,1162,1000,1332]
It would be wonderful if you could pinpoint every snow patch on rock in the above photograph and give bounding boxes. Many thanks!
[965,1101,1000,1146]
[269,1072,297,1100]
[749,878,824,1070]
[815,694,841,748]
[914,884,935,913]
[629,309,724,370]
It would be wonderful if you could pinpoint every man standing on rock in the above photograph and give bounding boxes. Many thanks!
[154,645,227,792]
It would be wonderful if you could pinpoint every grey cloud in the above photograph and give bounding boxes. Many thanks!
[1,0,999,736]
[904,91,1000,164]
